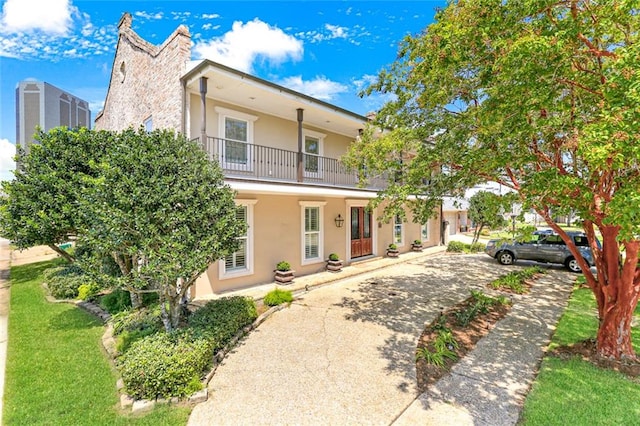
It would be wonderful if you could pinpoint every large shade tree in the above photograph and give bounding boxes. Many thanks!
[347,1,640,359]
[0,127,112,263]
[79,128,245,331]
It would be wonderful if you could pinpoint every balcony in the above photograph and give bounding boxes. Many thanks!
[194,136,387,191]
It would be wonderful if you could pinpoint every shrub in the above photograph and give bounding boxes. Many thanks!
[469,242,486,252]
[111,305,163,337]
[100,289,132,314]
[446,241,466,253]
[328,253,340,261]
[276,261,291,272]
[77,282,101,301]
[263,288,293,306]
[118,330,213,400]
[188,297,257,351]
[388,243,398,250]
[44,264,90,299]
[415,329,459,367]
[413,239,422,245]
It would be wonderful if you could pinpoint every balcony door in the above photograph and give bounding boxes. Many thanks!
[350,207,373,258]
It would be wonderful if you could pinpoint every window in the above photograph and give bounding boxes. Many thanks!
[220,200,257,279]
[215,107,258,169]
[300,201,326,264]
[421,223,429,242]
[144,116,152,132]
[303,129,325,177]
[393,214,404,246]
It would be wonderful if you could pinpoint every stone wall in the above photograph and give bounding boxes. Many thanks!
[95,13,190,132]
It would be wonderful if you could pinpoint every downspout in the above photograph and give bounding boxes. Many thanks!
[199,77,208,144]
[440,200,444,246]
[180,79,186,136]
[297,108,303,183]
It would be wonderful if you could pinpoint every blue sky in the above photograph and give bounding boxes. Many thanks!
[0,0,447,180]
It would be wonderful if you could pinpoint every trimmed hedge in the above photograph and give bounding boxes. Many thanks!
[118,330,213,399]
[43,264,92,299]
[446,241,486,253]
[188,296,258,350]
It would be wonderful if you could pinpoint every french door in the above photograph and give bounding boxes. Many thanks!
[350,207,373,258]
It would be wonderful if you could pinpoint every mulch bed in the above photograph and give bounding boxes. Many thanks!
[416,297,511,393]
[550,339,640,377]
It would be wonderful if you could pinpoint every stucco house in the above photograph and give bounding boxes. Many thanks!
[95,13,442,298]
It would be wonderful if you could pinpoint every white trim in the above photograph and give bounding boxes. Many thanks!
[299,201,326,265]
[216,107,258,171]
[229,181,379,198]
[421,223,429,242]
[214,106,258,122]
[302,129,326,179]
[393,214,405,247]
[219,199,258,280]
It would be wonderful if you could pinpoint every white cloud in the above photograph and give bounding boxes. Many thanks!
[0,139,15,182]
[325,24,348,39]
[0,0,75,35]
[193,18,303,73]
[134,11,163,21]
[201,13,219,19]
[278,76,348,101]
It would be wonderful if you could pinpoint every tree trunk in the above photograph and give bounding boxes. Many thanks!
[592,229,640,359]
[159,289,183,332]
[129,290,143,309]
[48,243,74,263]
[597,291,636,359]
[472,224,484,244]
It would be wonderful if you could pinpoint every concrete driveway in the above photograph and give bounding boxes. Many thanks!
[189,254,513,425]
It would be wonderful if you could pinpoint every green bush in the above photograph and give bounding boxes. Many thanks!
[263,288,294,306]
[328,253,340,261]
[469,242,486,252]
[388,243,398,250]
[276,261,291,272]
[446,241,466,253]
[118,330,213,399]
[100,289,132,314]
[188,297,257,351]
[44,264,90,299]
[77,283,101,301]
[111,305,163,337]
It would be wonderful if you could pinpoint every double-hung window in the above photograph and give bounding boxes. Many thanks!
[393,214,404,246]
[215,107,258,171]
[220,200,257,279]
[300,201,326,264]
[421,223,429,242]
[303,130,325,178]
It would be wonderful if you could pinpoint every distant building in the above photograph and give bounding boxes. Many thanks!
[15,81,91,153]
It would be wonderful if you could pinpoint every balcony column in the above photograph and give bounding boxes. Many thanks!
[199,77,208,144]
[297,108,304,183]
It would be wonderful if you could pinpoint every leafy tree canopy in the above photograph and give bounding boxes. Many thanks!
[0,127,111,262]
[347,0,640,359]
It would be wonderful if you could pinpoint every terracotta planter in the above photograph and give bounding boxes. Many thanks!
[275,270,295,284]
[412,243,423,252]
[326,259,343,272]
[387,249,399,258]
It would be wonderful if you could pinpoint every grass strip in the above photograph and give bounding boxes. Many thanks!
[4,259,191,425]
[521,287,640,425]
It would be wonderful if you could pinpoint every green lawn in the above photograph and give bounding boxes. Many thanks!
[4,260,191,425]
[520,287,640,425]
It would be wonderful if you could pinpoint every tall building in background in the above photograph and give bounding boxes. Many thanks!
[15,81,91,153]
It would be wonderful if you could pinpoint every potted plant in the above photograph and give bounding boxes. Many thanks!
[387,243,399,258]
[274,261,295,284]
[326,253,343,272]
[412,239,423,252]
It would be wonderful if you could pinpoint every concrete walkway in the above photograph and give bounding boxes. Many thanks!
[189,253,573,425]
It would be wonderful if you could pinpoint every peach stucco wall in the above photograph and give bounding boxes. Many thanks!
[192,193,441,298]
